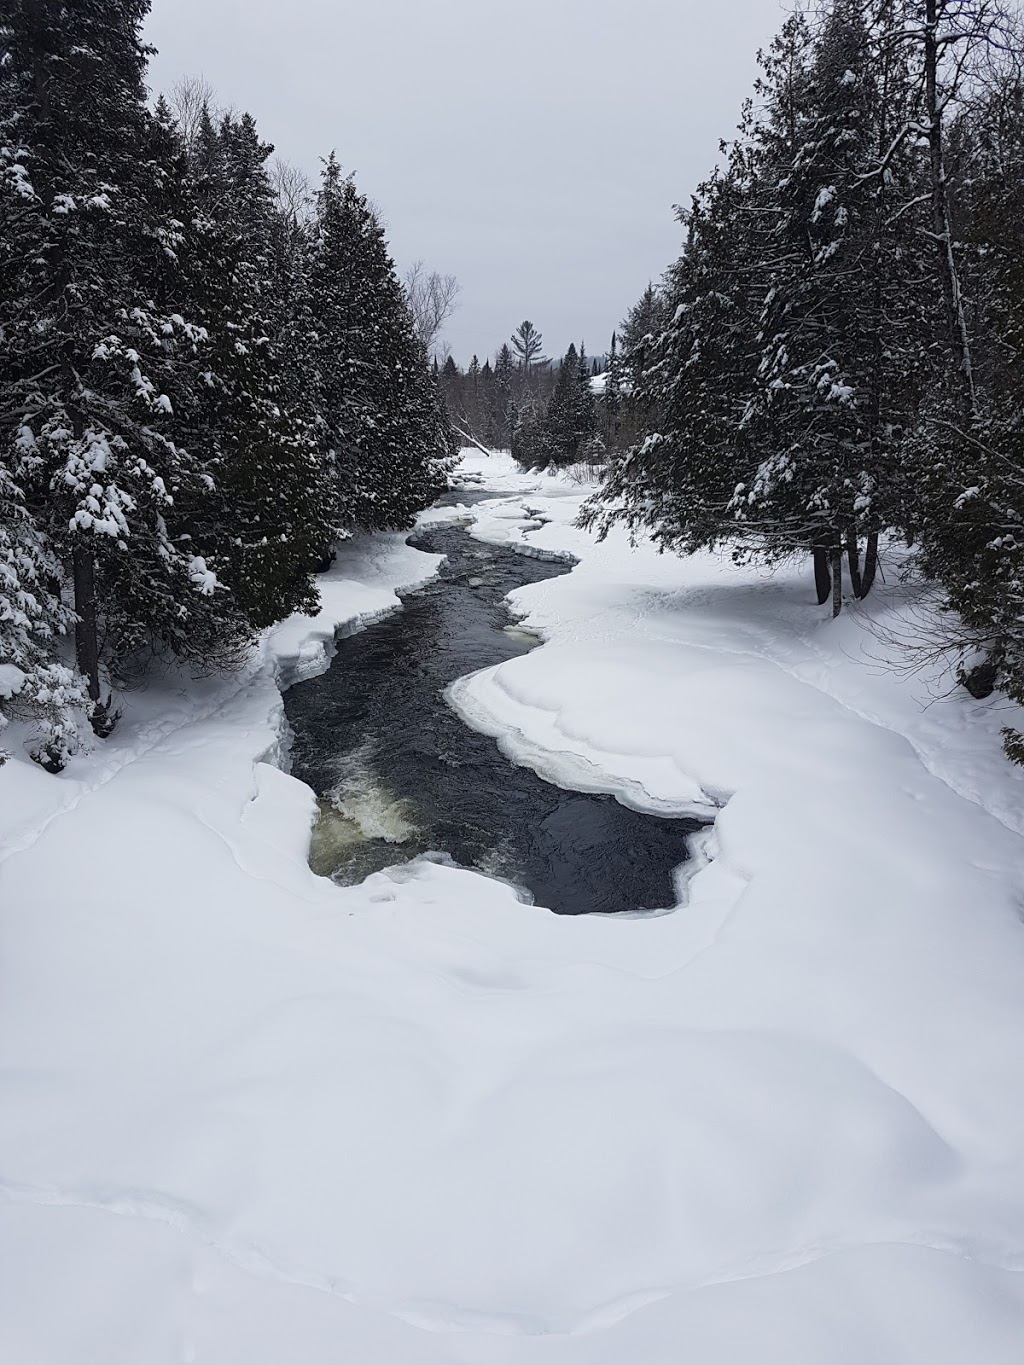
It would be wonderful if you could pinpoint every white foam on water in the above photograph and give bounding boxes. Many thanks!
[327,740,419,845]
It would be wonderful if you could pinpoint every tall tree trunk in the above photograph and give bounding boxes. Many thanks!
[72,542,100,705]
[845,526,863,599]
[860,531,879,597]
[831,545,843,618]
[813,542,832,605]
[924,0,978,417]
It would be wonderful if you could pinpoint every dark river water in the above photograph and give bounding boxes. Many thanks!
[284,493,703,914]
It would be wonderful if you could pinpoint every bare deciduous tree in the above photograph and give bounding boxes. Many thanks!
[403,260,461,353]
[269,157,313,223]
[167,74,217,155]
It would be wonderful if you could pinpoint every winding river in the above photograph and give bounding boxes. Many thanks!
[284,492,702,914]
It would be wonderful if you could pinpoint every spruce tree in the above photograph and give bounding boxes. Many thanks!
[734,1,925,610]
[583,3,926,612]
[0,0,231,721]
[544,342,598,466]
[602,332,624,449]
[912,72,1024,736]
[0,451,87,768]
[175,108,332,628]
[492,344,517,448]
[305,156,454,532]
[511,398,550,470]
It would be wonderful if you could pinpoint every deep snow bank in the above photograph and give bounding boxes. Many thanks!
[2,455,1024,1364]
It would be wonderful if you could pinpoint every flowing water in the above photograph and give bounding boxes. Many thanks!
[284,493,703,914]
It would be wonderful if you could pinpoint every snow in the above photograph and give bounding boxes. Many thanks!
[0,662,25,699]
[3,452,1024,1362]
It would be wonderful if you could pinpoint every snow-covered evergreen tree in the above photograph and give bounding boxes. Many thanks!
[492,344,516,447]
[511,398,550,469]
[618,284,667,386]
[0,0,231,721]
[0,450,87,769]
[583,4,927,613]
[543,342,597,466]
[733,0,926,610]
[580,131,767,553]
[305,156,454,531]
[174,107,333,628]
[602,331,624,449]
[911,71,1024,742]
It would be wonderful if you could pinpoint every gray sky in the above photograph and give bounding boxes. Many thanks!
[145,0,784,364]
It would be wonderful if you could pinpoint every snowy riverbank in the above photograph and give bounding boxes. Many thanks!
[2,451,1024,1363]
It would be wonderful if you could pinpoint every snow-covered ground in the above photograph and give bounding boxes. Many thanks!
[3,450,1024,1363]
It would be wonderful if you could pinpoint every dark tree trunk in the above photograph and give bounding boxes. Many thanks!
[72,543,116,737]
[72,543,100,705]
[961,657,998,699]
[845,526,863,599]
[860,532,879,597]
[813,544,832,605]
[831,546,843,618]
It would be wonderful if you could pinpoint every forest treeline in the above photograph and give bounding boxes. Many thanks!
[6,0,1024,769]
[576,0,1024,754]
[444,0,1024,758]
[439,297,662,471]
[0,0,456,769]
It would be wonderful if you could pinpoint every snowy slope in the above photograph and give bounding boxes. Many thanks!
[2,455,1024,1363]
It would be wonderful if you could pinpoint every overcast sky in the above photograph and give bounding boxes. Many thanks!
[145,0,785,363]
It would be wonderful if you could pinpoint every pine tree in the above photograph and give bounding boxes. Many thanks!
[0,0,233,723]
[581,132,766,553]
[173,108,333,629]
[583,3,926,612]
[0,449,87,769]
[493,344,516,447]
[510,320,548,390]
[911,69,1024,737]
[544,343,582,464]
[619,284,666,384]
[734,0,925,611]
[576,344,597,451]
[465,354,482,435]
[602,332,624,448]
[544,342,598,466]
[511,397,550,469]
[305,156,454,532]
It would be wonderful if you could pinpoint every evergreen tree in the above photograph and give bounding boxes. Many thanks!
[544,342,597,465]
[0,449,87,768]
[0,0,232,723]
[576,344,597,450]
[544,343,582,464]
[911,71,1024,736]
[511,398,550,470]
[173,108,333,629]
[583,4,926,614]
[510,320,548,390]
[602,332,624,448]
[305,156,454,532]
[619,284,667,384]
[493,344,516,447]
[581,135,766,554]
[734,0,925,610]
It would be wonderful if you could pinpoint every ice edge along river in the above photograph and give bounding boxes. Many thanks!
[2,450,1024,1364]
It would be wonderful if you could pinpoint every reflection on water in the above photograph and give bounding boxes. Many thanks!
[285,504,703,914]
